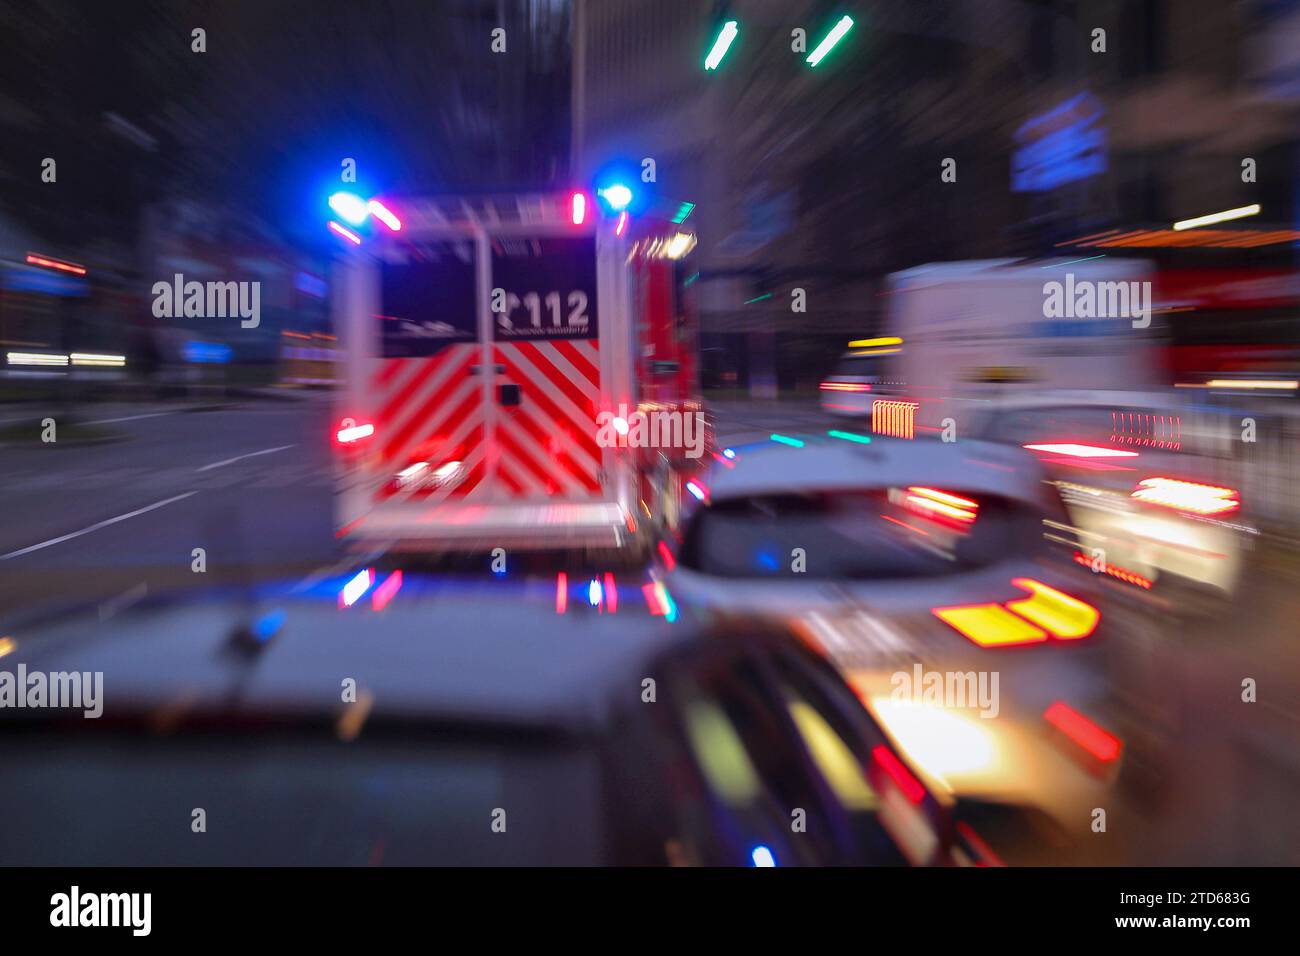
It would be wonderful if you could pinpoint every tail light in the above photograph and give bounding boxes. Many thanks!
[1043,701,1122,763]
[904,487,978,525]
[932,578,1099,647]
[1130,477,1240,516]
[820,382,871,392]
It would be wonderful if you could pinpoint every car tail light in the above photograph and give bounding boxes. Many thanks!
[1130,477,1240,516]
[933,578,1099,647]
[1005,578,1099,640]
[1043,701,1122,763]
[820,381,871,392]
[905,486,978,524]
[932,603,1048,647]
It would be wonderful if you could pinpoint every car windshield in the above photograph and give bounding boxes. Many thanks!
[678,489,1042,580]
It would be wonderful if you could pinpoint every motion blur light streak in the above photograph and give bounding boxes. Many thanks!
[750,845,777,867]
[807,15,854,67]
[1204,379,1299,390]
[615,210,628,236]
[603,572,617,613]
[328,221,362,244]
[555,572,568,614]
[657,540,676,570]
[24,253,86,275]
[570,192,586,225]
[1043,701,1122,763]
[769,433,804,447]
[685,480,708,502]
[366,199,402,231]
[1172,203,1261,231]
[1024,443,1139,459]
[339,568,374,608]
[704,20,739,71]
[371,570,403,611]
[1131,477,1240,516]
[1072,551,1154,589]
[587,578,602,607]
[7,352,69,366]
[827,429,872,444]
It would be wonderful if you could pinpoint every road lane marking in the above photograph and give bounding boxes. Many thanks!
[82,411,177,425]
[196,444,296,472]
[0,492,198,560]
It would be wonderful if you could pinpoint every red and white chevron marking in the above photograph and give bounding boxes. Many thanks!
[369,344,488,501]
[493,340,603,499]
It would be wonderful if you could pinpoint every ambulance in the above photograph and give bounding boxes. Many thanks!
[330,190,706,555]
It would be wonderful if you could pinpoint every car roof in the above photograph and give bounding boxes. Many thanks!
[972,388,1193,413]
[709,436,1053,506]
[6,578,698,733]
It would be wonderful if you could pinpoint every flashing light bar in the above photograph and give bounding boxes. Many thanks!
[25,253,86,276]
[367,199,402,231]
[1024,442,1139,459]
[328,221,362,245]
[339,568,374,608]
[704,20,739,71]
[328,192,370,226]
[807,15,854,67]
[1172,203,1261,231]
[7,351,69,366]
[598,184,633,211]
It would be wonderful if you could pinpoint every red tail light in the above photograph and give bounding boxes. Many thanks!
[820,381,871,392]
[905,486,978,525]
[1130,477,1240,516]
[1043,701,1122,763]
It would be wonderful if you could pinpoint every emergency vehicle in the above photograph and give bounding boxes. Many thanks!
[330,191,706,554]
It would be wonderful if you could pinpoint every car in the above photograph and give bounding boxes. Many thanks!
[655,433,1125,842]
[818,346,905,417]
[0,573,993,867]
[962,389,1255,597]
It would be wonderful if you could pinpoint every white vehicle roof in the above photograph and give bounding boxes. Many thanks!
[710,437,1054,507]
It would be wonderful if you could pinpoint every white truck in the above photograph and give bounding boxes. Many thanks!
[876,258,1161,435]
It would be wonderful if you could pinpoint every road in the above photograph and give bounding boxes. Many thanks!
[1,394,1297,864]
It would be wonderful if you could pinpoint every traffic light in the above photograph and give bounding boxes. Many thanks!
[704,19,738,71]
[807,14,854,67]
